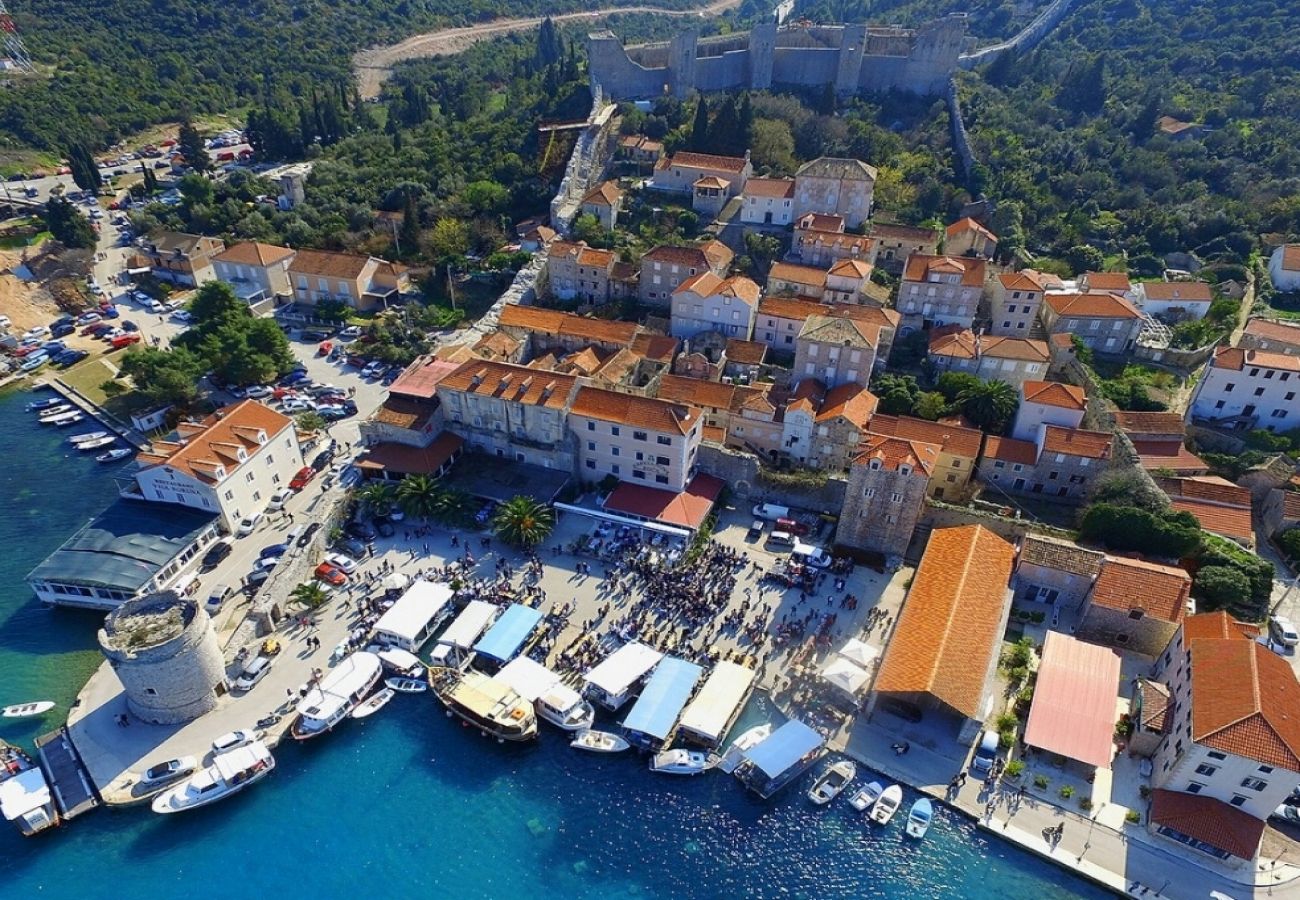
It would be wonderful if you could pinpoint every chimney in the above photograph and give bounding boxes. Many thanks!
[540,380,557,403]
[469,368,487,389]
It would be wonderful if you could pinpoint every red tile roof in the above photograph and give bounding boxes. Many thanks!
[571,386,699,436]
[757,295,827,322]
[768,262,828,289]
[867,413,983,459]
[1142,281,1212,303]
[1082,271,1132,293]
[1156,475,1251,509]
[213,241,294,267]
[1277,244,1300,273]
[816,383,878,426]
[997,272,1043,293]
[1114,411,1185,436]
[855,434,939,475]
[581,180,623,207]
[928,328,1048,363]
[1169,498,1255,544]
[663,151,750,173]
[725,338,767,365]
[828,258,873,278]
[901,253,987,288]
[1023,631,1121,768]
[945,217,997,241]
[642,240,734,272]
[1043,292,1142,320]
[1189,637,1300,770]
[498,305,639,346]
[1184,610,1259,643]
[603,473,723,530]
[984,435,1038,465]
[354,432,463,477]
[744,177,794,199]
[1022,380,1086,410]
[439,360,577,409]
[1210,346,1300,373]
[673,272,761,305]
[1243,318,1300,347]
[1091,557,1190,623]
[628,332,679,364]
[1150,790,1265,860]
[657,374,738,411]
[137,400,292,484]
[1133,440,1207,475]
[873,525,1016,720]
[1041,425,1111,460]
[797,212,844,232]
[289,249,378,280]
[389,356,463,400]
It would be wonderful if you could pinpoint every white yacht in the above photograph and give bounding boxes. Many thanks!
[848,780,883,812]
[536,683,595,732]
[808,759,856,805]
[291,652,383,740]
[870,784,903,825]
[717,723,772,774]
[151,742,275,814]
[649,749,717,776]
[570,729,631,753]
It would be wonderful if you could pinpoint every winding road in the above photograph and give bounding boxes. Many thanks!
[353,0,744,99]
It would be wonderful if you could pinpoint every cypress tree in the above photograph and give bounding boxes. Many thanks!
[689,96,710,151]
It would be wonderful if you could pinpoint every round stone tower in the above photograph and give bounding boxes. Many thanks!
[98,590,227,725]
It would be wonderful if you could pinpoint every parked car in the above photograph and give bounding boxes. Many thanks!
[1270,616,1299,647]
[110,332,141,350]
[259,543,290,560]
[24,325,50,339]
[267,487,294,511]
[76,311,102,326]
[121,320,140,333]
[289,466,316,491]
[791,542,832,569]
[201,539,233,570]
[338,325,362,340]
[279,398,314,413]
[139,756,197,787]
[235,512,264,536]
[361,361,385,378]
[970,730,1000,776]
[325,552,358,575]
[346,520,376,541]
[55,349,89,367]
[243,385,273,399]
[1273,803,1300,824]
[296,522,322,548]
[233,656,273,692]
[253,555,280,572]
[315,562,348,586]
[211,730,254,753]
[171,309,193,324]
[373,516,396,538]
[310,449,334,472]
[99,305,119,319]
[50,321,76,338]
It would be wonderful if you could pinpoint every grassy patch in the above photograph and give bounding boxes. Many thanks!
[59,356,141,419]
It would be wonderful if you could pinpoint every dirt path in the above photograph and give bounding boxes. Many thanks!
[353,0,744,99]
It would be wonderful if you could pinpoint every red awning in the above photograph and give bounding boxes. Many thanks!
[1023,632,1122,768]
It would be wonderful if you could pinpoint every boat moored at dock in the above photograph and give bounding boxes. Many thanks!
[352,688,396,720]
[0,740,59,836]
[151,742,275,814]
[581,641,664,711]
[570,729,631,753]
[717,723,772,774]
[68,431,109,445]
[496,656,594,732]
[291,651,383,740]
[675,661,756,749]
[27,396,63,412]
[807,759,856,805]
[649,748,717,776]
[428,666,538,742]
[906,798,933,839]
[848,780,883,812]
[734,719,825,799]
[870,784,903,825]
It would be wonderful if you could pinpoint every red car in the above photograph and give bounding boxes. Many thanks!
[314,562,347,586]
[289,466,316,491]
[110,332,141,350]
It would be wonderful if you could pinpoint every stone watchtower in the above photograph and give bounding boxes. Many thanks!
[98,590,228,725]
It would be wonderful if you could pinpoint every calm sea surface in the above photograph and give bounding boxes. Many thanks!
[0,386,1102,899]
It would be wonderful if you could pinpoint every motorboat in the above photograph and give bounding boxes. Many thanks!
[47,412,84,427]
[97,448,133,463]
[0,740,58,836]
[428,666,538,742]
[718,723,772,774]
[870,784,904,825]
[151,742,275,814]
[27,397,63,412]
[905,797,934,839]
[69,431,109,445]
[385,677,427,694]
[2,701,55,719]
[570,729,631,753]
[849,780,884,812]
[808,759,856,805]
[351,688,395,720]
[536,684,595,732]
[374,646,424,676]
[37,406,74,423]
[291,652,383,740]
[76,436,115,451]
[649,748,717,776]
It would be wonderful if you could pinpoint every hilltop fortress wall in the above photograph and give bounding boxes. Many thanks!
[588,16,969,100]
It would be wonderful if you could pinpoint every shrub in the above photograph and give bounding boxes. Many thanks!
[1126,810,1142,824]
[1280,526,1300,563]
[1192,533,1276,619]
[1193,565,1253,613]
[1005,759,1025,778]
[1078,503,1202,558]
[1079,797,1093,811]
[1034,775,1050,789]
[1059,785,1075,799]
[996,712,1020,732]
[1030,611,1046,624]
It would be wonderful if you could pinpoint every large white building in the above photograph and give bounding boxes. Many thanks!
[125,400,304,531]
[792,157,877,228]
[1269,244,1300,293]
[1188,346,1300,432]
[670,272,760,341]
[569,387,703,492]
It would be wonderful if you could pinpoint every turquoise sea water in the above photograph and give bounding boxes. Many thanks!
[0,386,1102,899]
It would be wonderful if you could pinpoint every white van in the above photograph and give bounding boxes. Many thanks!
[752,503,790,521]
[791,541,832,569]
[970,729,1000,776]
[205,583,233,613]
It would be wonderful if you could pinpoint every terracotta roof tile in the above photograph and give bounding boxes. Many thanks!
[1156,475,1252,508]
[945,217,997,241]
[642,241,733,271]
[373,396,435,430]
[725,338,767,365]
[1150,790,1265,860]
[855,433,939,475]
[870,221,938,242]
[1184,610,1258,643]
[867,413,982,459]
[796,213,845,232]
[1279,244,1300,272]
[817,383,878,426]
[1211,346,1300,372]
[1190,638,1300,770]
[997,271,1043,292]
[1114,411,1185,436]
[1023,380,1087,411]
[1091,557,1190,623]
[438,360,577,410]
[389,356,462,400]
[929,328,1048,363]
[768,262,828,289]
[471,331,522,360]
[743,177,793,199]
[796,229,874,257]
[355,432,462,477]
[757,295,827,322]
[1041,425,1111,459]
[213,242,294,267]
[498,305,639,346]
[581,181,623,207]
[1043,292,1142,320]
[1169,498,1255,543]
[873,525,1015,719]
[1133,440,1206,474]
[828,258,873,278]
[1142,281,1211,303]
[902,253,987,288]
[664,150,750,174]
[674,272,760,305]
[628,332,679,364]
[1017,535,1104,577]
[985,434,1038,465]
[1082,271,1132,293]
[1243,317,1300,348]
[571,386,699,436]
[657,374,737,411]
[139,400,292,484]
[1138,678,1171,734]
[577,247,616,268]
[288,249,378,280]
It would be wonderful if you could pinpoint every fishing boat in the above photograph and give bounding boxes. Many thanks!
[718,723,772,774]
[0,740,58,836]
[849,780,883,812]
[808,759,856,805]
[76,436,115,451]
[536,684,595,732]
[2,701,55,719]
[385,676,427,694]
[37,405,74,423]
[151,742,275,814]
[428,666,538,742]
[649,748,717,776]
[27,397,63,412]
[905,797,933,839]
[351,688,395,720]
[97,448,133,463]
[570,729,631,754]
[69,431,109,445]
[47,412,84,427]
[290,651,383,740]
[870,784,904,825]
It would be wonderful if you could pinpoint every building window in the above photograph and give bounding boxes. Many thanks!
[1128,609,1145,620]
[1195,764,1217,777]
[585,460,595,470]
[1185,782,1203,794]
[587,421,595,431]
[1259,765,1275,774]
[657,436,671,446]
[224,490,234,501]
[633,431,647,441]
[1241,777,1268,791]
[1230,796,1247,808]
[611,447,620,457]
[633,470,646,480]
[587,441,596,451]
[656,456,669,466]
[1207,751,1226,760]
[655,475,669,484]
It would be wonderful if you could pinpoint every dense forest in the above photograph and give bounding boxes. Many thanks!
[796,0,1042,40]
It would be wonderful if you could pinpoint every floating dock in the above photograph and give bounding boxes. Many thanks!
[35,728,100,820]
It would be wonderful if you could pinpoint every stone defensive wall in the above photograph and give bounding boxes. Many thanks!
[588,15,970,100]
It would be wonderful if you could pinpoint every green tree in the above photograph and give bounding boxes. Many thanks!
[1192,565,1252,613]
[355,481,395,517]
[750,118,796,172]
[872,373,922,416]
[958,380,1018,432]
[914,391,948,420]
[315,298,351,323]
[1089,469,1169,513]
[491,495,555,547]
[396,473,442,520]
[936,371,982,402]
[535,17,563,68]
[290,581,328,609]
[1278,527,1300,562]
[1065,245,1105,274]
[1078,503,1202,558]
[296,411,326,432]
[178,172,215,208]
[434,487,475,525]
[689,96,710,151]
[462,180,508,214]
[427,218,469,261]
[178,119,210,173]
[43,196,97,248]
[399,193,421,255]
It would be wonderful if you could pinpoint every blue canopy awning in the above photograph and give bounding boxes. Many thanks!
[472,604,543,664]
[622,656,703,742]
[742,720,824,778]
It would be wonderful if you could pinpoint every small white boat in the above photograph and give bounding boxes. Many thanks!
[48,412,84,426]
[649,748,717,776]
[849,780,883,812]
[69,430,109,444]
[536,685,595,732]
[570,729,631,753]
[870,784,904,825]
[2,701,55,719]
[151,742,275,814]
[718,723,772,774]
[351,688,395,720]
[37,405,74,422]
[97,448,133,463]
[808,759,856,805]
[905,797,933,839]
[384,677,426,694]
[76,436,115,451]
[28,397,63,412]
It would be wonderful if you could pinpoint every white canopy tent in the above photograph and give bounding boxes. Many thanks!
[838,638,879,668]
[821,657,870,696]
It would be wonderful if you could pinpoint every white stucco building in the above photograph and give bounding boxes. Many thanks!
[1188,346,1300,431]
[1269,244,1300,293]
[670,272,760,341]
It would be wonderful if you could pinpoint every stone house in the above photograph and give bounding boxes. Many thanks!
[497,305,640,359]
[569,386,703,492]
[1078,271,1136,301]
[981,425,1112,502]
[751,296,898,361]
[726,389,784,460]
[781,381,878,470]
[1268,244,1300,293]
[824,259,874,305]
[1260,488,1300,539]
[1011,535,1103,607]
[1239,318,1300,356]
[792,157,877,228]
[1188,346,1300,432]
[1113,410,1207,476]
[1011,380,1087,441]
[793,313,883,388]
[944,217,997,258]
[1155,475,1256,549]
[835,435,939,557]
[987,271,1046,336]
[547,241,618,304]
[1076,556,1190,657]
[739,178,794,226]
[638,241,734,306]
[288,249,408,311]
[1040,292,1144,354]
[140,232,225,287]
[651,150,752,195]
[1139,281,1213,322]
[691,176,731,218]
[618,135,663,167]
[867,222,940,274]
[926,327,1049,391]
[212,242,294,303]
[670,272,760,341]
[865,413,982,501]
[791,223,876,268]
[896,253,987,330]
[723,338,767,382]
[579,181,623,231]
[767,261,827,300]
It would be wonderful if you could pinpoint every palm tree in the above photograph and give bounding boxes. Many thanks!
[290,582,328,609]
[396,473,442,521]
[434,487,475,525]
[491,495,555,548]
[355,481,395,517]
[958,380,1019,432]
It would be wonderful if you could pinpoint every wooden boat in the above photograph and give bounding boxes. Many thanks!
[570,729,631,754]
[905,797,933,839]
[870,784,903,825]
[69,431,109,444]
[97,448,133,463]
[351,688,395,720]
[76,436,115,451]
[385,677,427,694]
[2,701,55,719]
[718,723,772,774]
[428,666,538,742]
[849,780,883,812]
[808,759,856,805]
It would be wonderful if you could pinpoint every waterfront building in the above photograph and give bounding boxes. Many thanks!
[676,661,755,748]
[736,719,825,798]
[125,400,304,532]
[569,387,703,492]
[371,580,455,652]
[1022,632,1121,769]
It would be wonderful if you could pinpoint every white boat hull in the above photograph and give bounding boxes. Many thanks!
[538,700,595,732]
[570,729,630,753]
[351,688,396,719]
[3,701,55,719]
[870,785,904,825]
[151,749,275,814]
[718,723,772,775]
[384,677,427,694]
